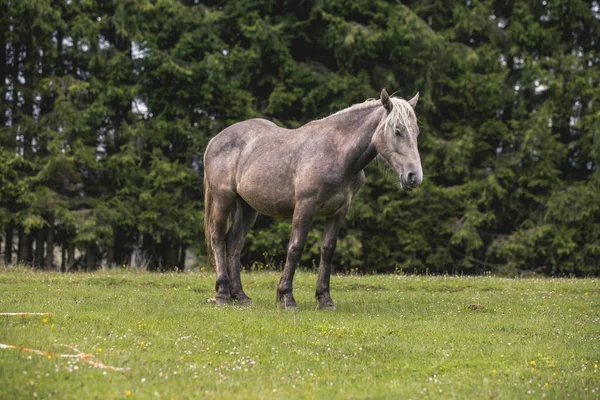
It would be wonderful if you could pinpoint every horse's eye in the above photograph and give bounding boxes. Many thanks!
[395,129,402,136]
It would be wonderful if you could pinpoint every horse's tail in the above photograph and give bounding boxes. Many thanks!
[204,171,215,269]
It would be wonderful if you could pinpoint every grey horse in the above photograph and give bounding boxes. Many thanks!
[203,89,422,310]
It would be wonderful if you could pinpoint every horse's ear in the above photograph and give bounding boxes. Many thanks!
[381,88,393,112]
[407,92,419,109]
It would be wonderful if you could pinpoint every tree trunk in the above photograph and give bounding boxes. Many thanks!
[61,241,66,272]
[178,244,187,272]
[67,240,74,271]
[35,228,45,269]
[17,228,21,263]
[106,237,114,267]
[4,226,13,265]
[28,233,34,265]
[165,240,179,271]
[86,243,97,271]
[142,233,158,271]
[18,227,33,265]
[21,21,33,159]
[45,217,54,270]
[0,2,6,129]
[112,226,131,267]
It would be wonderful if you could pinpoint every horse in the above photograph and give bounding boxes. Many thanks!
[203,89,422,310]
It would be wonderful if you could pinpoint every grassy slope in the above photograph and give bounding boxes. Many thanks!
[0,268,598,399]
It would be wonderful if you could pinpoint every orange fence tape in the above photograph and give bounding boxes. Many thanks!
[1,312,129,371]
[0,343,130,371]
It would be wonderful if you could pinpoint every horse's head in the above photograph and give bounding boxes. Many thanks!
[374,88,423,190]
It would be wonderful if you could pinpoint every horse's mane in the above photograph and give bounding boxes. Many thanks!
[323,97,417,175]
[324,97,416,135]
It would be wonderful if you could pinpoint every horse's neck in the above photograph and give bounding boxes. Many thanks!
[324,105,383,174]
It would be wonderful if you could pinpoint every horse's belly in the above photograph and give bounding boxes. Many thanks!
[240,189,348,219]
[237,184,296,218]
[237,173,360,219]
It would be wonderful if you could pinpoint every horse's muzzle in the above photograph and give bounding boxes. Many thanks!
[401,170,422,190]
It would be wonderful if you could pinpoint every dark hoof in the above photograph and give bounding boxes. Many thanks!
[278,292,298,311]
[317,294,336,310]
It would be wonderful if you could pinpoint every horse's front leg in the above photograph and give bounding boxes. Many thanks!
[278,199,317,310]
[316,205,349,310]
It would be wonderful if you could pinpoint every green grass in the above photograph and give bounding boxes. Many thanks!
[0,268,598,399]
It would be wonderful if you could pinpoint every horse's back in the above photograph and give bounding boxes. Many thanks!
[206,119,280,158]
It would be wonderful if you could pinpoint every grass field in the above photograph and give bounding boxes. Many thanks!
[0,267,598,399]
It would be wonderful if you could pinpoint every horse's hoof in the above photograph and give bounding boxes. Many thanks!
[281,299,299,310]
[317,294,336,310]
[278,292,298,310]
[277,300,298,311]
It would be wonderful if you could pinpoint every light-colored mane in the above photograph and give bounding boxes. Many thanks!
[325,97,416,136]
[325,97,417,174]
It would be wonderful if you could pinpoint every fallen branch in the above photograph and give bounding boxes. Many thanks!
[0,343,130,371]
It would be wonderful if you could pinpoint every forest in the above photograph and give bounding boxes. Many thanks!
[0,0,598,275]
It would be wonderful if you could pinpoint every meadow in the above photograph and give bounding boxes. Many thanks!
[0,267,598,399]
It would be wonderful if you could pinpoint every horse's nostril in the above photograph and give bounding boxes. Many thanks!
[407,171,416,185]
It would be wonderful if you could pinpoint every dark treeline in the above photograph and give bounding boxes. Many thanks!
[0,0,598,275]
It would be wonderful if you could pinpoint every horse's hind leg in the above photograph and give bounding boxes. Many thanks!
[207,191,236,305]
[226,198,258,305]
